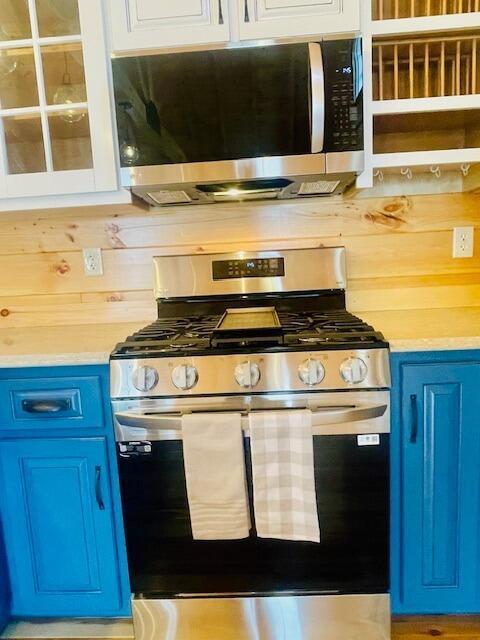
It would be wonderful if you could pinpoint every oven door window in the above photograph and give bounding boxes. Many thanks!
[112,44,311,168]
[118,435,389,597]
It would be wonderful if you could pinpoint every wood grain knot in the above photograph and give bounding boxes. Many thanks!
[0,308,9,317]
[428,629,443,637]
[106,223,126,249]
[53,260,71,275]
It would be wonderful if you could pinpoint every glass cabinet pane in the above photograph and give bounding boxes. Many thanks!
[48,110,92,170]
[41,44,86,106]
[0,48,39,109]
[35,0,80,37]
[0,0,32,41]
[4,115,46,174]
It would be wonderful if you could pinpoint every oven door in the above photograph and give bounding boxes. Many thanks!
[114,391,389,599]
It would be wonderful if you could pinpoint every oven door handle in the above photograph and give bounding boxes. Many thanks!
[308,42,325,154]
[114,404,388,439]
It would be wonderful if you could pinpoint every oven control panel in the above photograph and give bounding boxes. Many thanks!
[212,257,285,280]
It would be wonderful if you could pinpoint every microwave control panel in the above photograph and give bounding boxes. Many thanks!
[323,39,363,153]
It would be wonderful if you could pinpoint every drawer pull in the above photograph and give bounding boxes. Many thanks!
[21,398,72,414]
[95,466,105,511]
[244,0,250,22]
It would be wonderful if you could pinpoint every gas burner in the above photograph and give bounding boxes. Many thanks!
[298,337,323,344]
[171,342,198,349]
[131,329,179,342]
[184,326,218,339]
[316,321,367,331]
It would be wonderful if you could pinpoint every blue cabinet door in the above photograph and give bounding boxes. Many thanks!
[394,359,480,614]
[0,438,126,617]
[0,519,10,632]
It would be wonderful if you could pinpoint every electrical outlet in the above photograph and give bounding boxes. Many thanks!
[83,248,103,276]
[453,227,474,259]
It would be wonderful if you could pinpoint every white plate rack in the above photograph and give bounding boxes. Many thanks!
[373,33,480,100]
[373,0,480,20]
[358,0,480,191]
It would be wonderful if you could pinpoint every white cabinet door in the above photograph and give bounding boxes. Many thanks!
[108,0,230,53]
[0,0,118,201]
[238,0,360,40]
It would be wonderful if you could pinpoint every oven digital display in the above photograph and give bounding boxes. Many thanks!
[212,257,285,280]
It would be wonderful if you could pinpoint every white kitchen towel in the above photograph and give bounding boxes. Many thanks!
[182,412,250,540]
[249,409,320,543]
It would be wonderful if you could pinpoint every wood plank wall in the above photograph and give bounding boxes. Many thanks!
[0,191,478,331]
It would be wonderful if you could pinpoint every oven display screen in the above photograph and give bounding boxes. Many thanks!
[212,258,285,280]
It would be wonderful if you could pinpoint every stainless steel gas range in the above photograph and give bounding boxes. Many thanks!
[110,247,391,640]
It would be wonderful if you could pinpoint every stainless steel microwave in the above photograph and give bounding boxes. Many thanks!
[112,39,363,207]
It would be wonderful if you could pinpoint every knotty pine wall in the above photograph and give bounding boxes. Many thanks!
[0,191,479,333]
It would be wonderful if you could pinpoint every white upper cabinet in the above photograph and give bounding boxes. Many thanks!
[238,0,360,40]
[0,0,118,201]
[108,0,230,53]
[108,0,359,54]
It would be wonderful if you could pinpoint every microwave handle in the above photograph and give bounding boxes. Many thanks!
[308,42,325,154]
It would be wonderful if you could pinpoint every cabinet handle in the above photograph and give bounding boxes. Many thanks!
[218,0,224,24]
[244,0,250,22]
[95,466,105,511]
[22,398,71,414]
[409,394,418,443]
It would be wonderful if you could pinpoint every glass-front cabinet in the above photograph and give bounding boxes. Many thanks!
[0,0,117,200]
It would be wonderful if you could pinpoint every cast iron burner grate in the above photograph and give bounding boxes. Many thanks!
[112,309,386,357]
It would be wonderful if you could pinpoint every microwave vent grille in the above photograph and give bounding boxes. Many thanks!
[298,180,340,195]
[148,190,193,205]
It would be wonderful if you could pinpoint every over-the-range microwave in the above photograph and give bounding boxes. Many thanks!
[112,39,363,207]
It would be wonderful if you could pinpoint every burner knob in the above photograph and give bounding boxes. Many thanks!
[298,359,325,386]
[172,364,198,391]
[340,357,368,384]
[132,366,159,392]
[234,361,261,389]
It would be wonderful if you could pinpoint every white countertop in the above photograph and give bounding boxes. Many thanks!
[0,308,479,368]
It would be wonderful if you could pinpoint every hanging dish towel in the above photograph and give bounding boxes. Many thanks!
[249,409,320,543]
[182,412,250,541]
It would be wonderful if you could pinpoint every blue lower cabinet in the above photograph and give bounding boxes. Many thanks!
[0,437,128,617]
[391,352,480,614]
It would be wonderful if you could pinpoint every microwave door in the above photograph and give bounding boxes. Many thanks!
[113,44,313,169]
[308,42,325,154]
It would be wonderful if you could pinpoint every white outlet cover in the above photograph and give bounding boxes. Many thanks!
[83,248,103,276]
[453,227,474,259]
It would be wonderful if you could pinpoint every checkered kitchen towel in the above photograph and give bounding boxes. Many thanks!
[249,409,320,543]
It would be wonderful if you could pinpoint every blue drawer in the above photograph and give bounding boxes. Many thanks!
[0,376,104,432]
